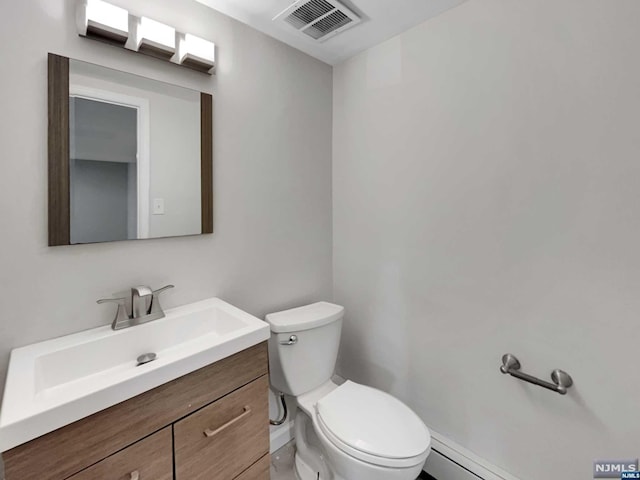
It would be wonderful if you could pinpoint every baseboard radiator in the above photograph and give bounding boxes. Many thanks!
[423,449,484,480]
[422,428,521,480]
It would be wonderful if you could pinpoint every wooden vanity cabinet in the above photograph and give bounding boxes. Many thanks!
[2,343,270,480]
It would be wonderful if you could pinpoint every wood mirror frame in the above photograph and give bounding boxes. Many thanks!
[47,53,213,246]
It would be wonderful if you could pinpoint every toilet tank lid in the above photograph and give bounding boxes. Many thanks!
[266,302,344,333]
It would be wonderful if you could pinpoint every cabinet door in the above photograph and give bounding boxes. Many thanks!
[235,455,271,480]
[67,427,172,480]
[174,375,269,480]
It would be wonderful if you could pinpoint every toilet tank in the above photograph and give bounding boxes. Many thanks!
[266,302,344,397]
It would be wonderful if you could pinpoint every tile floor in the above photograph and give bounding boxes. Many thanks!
[270,441,297,480]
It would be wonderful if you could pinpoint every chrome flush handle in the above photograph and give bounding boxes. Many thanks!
[279,335,298,346]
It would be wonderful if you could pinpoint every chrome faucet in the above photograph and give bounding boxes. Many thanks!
[97,285,174,330]
[131,285,153,318]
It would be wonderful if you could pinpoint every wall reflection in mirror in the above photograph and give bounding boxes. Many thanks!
[48,54,213,246]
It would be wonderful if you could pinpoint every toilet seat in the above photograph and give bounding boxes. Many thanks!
[314,381,431,469]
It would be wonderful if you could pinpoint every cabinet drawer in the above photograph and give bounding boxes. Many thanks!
[235,454,270,480]
[175,375,269,480]
[68,428,172,480]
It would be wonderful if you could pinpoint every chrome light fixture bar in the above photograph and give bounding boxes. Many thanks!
[76,0,215,74]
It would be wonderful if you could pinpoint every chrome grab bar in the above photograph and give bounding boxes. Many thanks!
[500,353,573,395]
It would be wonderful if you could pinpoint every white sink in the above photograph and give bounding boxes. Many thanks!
[0,297,270,451]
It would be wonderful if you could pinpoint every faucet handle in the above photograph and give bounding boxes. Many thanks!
[96,296,127,305]
[97,297,131,330]
[148,285,174,317]
[152,285,174,295]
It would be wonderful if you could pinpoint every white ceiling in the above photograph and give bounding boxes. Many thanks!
[194,0,467,65]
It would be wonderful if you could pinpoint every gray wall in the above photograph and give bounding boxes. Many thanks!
[333,1,640,479]
[0,0,332,408]
[70,96,138,164]
[70,160,131,244]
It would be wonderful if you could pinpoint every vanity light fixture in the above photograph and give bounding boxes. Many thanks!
[76,0,216,75]
[127,16,176,57]
[77,0,129,44]
[173,34,216,73]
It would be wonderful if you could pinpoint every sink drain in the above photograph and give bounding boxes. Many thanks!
[136,353,157,366]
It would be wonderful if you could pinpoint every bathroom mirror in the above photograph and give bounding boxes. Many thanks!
[48,54,212,246]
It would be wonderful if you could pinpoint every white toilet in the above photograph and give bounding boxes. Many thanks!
[266,302,431,480]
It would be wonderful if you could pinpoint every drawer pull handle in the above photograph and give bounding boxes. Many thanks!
[129,471,140,480]
[203,406,252,438]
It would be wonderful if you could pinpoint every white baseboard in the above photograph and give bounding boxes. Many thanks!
[425,449,483,480]
[424,428,521,480]
[270,419,295,453]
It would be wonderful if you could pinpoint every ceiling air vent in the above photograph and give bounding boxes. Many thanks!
[274,0,361,42]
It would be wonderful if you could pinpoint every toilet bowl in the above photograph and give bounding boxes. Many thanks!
[266,302,431,480]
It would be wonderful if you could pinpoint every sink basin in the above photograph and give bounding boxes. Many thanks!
[0,297,270,451]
